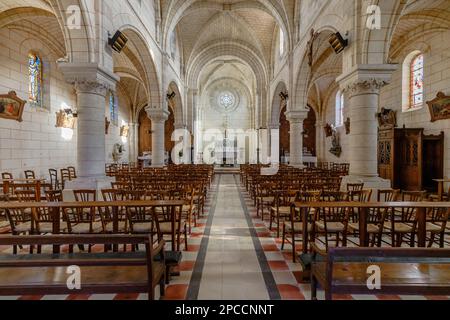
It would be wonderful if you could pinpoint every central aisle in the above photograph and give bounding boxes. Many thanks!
[195,175,275,300]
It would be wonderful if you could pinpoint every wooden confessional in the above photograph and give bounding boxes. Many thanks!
[378,127,444,192]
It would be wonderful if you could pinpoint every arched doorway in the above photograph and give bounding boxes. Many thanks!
[279,105,289,162]
[139,108,151,156]
[138,106,175,163]
[278,105,317,162]
[165,106,175,163]
[304,107,317,157]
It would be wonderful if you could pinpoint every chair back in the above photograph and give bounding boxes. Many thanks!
[24,170,35,180]
[1,172,13,180]
[73,190,97,202]
[347,183,364,192]
[68,166,77,179]
[49,169,59,190]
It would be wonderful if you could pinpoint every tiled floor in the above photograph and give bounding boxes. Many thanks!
[0,174,449,300]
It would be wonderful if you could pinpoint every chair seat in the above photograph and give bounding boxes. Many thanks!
[36,222,66,234]
[131,222,153,233]
[159,221,185,234]
[105,221,128,233]
[261,196,274,203]
[426,222,444,233]
[315,221,346,232]
[348,222,381,233]
[385,222,415,233]
[70,222,103,234]
[13,221,32,233]
[270,206,291,216]
[284,221,312,232]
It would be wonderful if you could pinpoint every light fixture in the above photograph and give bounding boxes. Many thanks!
[329,32,348,54]
[108,31,128,53]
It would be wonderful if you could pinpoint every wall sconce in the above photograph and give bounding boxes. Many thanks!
[167,91,176,100]
[329,32,348,54]
[55,110,76,129]
[108,31,128,53]
[120,125,129,138]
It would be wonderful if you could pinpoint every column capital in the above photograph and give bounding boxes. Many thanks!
[337,64,398,98]
[57,62,119,93]
[285,108,309,123]
[145,106,170,123]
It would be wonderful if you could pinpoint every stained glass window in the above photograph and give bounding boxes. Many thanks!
[410,54,424,109]
[335,91,344,127]
[110,92,118,126]
[28,53,43,107]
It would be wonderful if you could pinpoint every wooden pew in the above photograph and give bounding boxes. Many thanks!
[311,245,450,300]
[0,234,166,300]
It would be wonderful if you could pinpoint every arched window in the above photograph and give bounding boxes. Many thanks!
[279,28,285,57]
[410,54,424,109]
[28,53,43,108]
[335,91,344,127]
[170,31,177,60]
[109,91,118,126]
[402,51,424,111]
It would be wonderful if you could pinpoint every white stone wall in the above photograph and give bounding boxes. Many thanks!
[0,28,77,179]
[380,29,450,179]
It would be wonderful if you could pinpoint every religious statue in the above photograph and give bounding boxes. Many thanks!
[329,126,342,158]
[324,123,333,137]
[112,143,125,162]
[307,29,319,67]
[344,118,351,135]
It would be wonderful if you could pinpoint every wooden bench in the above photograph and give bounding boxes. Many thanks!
[0,234,166,300]
[311,245,450,300]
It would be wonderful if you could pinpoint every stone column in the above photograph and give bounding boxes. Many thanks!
[286,109,309,168]
[337,64,397,189]
[145,106,169,167]
[75,81,108,178]
[129,122,139,162]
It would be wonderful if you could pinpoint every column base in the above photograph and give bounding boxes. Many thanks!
[63,176,114,201]
[290,163,305,169]
[340,175,392,193]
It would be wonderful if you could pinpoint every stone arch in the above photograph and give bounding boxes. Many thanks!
[167,81,184,127]
[114,26,161,117]
[162,0,292,52]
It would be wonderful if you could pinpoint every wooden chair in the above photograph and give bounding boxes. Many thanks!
[311,202,350,251]
[426,207,449,248]
[68,166,77,180]
[48,169,60,191]
[1,173,13,181]
[281,190,321,262]
[256,182,275,221]
[60,169,71,189]
[347,190,399,247]
[386,191,426,247]
[346,182,364,192]
[24,170,35,180]
[63,190,102,252]
[270,190,298,238]
[5,190,36,254]
[99,189,128,234]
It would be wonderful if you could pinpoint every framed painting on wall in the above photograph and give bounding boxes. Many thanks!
[0,91,26,122]
[427,92,450,122]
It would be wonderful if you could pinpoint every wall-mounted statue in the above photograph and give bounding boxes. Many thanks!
[55,110,76,129]
[344,118,351,135]
[377,108,397,128]
[329,126,342,158]
[324,123,333,137]
[105,117,110,135]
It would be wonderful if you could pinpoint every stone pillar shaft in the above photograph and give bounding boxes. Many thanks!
[286,109,309,168]
[75,82,108,177]
[145,106,169,167]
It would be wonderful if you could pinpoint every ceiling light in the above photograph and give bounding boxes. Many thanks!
[329,32,348,54]
[108,31,128,53]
